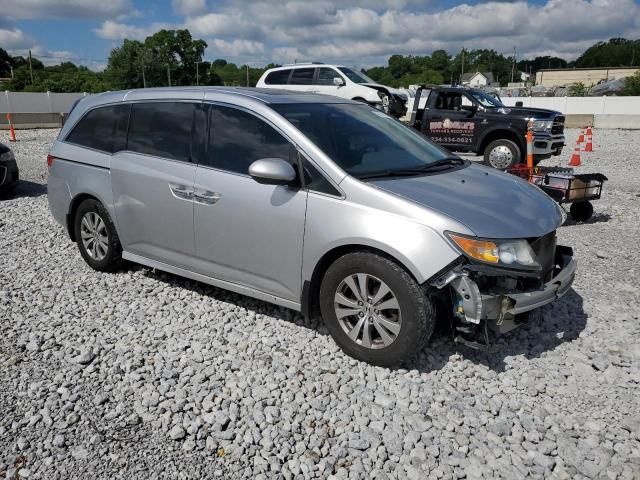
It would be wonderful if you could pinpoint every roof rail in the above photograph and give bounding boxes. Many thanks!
[283,62,325,66]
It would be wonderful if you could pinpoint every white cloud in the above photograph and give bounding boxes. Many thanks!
[208,39,266,57]
[94,20,175,41]
[2,0,135,20]
[172,0,207,16]
[0,27,33,50]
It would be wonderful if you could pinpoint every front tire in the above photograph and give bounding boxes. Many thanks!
[73,199,123,272]
[483,139,521,170]
[319,252,434,367]
[569,201,593,222]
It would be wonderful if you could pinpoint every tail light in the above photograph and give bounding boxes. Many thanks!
[47,154,54,169]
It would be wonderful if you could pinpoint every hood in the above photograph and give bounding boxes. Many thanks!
[503,106,561,119]
[362,83,407,98]
[370,163,562,239]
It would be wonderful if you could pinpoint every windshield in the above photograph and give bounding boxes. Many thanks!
[468,90,504,108]
[337,67,377,84]
[271,103,451,178]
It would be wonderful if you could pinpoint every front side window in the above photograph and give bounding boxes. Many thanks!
[337,67,376,84]
[289,68,315,85]
[272,103,450,178]
[127,102,195,162]
[66,104,129,153]
[468,90,504,108]
[316,68,341,86]
[204,105,292,175]
[265,69,291,85]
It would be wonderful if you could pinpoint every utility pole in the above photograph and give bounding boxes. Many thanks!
[167,66,171,87]
[510,46,516,84]
[28,49,34,85]
[460,48,465,83]
[196,62,199,86]
[246,65,249,87]
[142,64,146,88]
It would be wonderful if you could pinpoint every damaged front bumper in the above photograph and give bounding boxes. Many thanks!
[432,246,576,347]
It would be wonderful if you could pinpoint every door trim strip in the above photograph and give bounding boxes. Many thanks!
[122,251,302,312]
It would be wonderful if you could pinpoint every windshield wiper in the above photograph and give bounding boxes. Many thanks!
[357,157,465,180]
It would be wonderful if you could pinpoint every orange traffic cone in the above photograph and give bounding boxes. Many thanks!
[583,127,593,152]
[577,128,585,144]
[568,144,581,166]
[6,113,17,142]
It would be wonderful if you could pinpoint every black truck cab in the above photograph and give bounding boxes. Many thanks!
[408,86,566,169]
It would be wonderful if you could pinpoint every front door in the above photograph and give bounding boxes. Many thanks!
[425,91,480,151]
[110,101,198,269]
[192,104,307,302]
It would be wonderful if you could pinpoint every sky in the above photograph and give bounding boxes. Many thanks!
[0,0,638,71]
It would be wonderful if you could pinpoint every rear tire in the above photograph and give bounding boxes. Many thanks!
[483,139,521,170]
[319,251,434,367]
[73,199,123,272]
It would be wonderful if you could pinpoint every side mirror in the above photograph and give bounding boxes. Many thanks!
[333,77,345,87]
[248,158,297,186]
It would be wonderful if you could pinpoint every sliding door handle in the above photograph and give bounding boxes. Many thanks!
[193,190,222,205]
[169,183,194,200]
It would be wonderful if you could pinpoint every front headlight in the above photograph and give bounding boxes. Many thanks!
[447,233,540,269]
[531,120,553,131]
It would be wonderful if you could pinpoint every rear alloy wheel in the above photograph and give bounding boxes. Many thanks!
[74,199,123,272]
[483,139,521,170]
[319,251,434,367]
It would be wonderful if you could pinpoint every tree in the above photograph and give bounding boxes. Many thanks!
[0,48,12,77]
[568,82,588,96]
[575,38,640,68]
[105,29,207,88]
[622,71,640,95]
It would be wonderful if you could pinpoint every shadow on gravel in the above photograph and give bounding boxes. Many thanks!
[417,289,587,373]
[0,180,47,199]
[564,212,611,226]
[130,266,587,374]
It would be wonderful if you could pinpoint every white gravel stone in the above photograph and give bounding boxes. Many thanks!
[1,128,639,478]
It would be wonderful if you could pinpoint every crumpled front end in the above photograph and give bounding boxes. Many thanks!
[429,231,577,350]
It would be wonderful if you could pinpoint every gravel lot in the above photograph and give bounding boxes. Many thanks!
[1,128,639,480]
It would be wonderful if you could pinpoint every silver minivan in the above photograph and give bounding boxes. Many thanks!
[47,87,576,366]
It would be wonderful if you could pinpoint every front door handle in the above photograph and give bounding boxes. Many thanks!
[432,115,442,119]
[169,183,194,201]
[193,190,222,205]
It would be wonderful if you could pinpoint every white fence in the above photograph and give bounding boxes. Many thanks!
[500,96,640,115]
[1,91,88,114]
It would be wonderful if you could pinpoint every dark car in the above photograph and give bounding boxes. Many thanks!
[408,86,565,169]
[0,142,19,194]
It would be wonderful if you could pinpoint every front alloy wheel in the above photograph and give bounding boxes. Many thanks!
[334,273,402,349]
[319,251,435,367]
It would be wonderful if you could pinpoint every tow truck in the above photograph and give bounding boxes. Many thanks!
[407,86,566,169]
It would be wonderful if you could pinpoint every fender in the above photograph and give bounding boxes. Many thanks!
[475,125,526,153]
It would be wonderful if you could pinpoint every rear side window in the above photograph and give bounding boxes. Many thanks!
[66,104,129,153]
[204,105,291,175]
[289,68,315,85]
[127,102,195,162]
[264,69,291,85]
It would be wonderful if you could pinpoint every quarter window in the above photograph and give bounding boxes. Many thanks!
[264,69,291,85]
[316,68,340,86]
[127,102,195,162]
[289,68,315,85]
[66,104,129,153]
[205,105,292,175]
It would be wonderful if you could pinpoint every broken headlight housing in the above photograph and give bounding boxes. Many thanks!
[447,232,540,270]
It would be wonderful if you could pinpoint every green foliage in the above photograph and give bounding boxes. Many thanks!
[2,34,639,93]
[575,38,640,68]
[622,71,640,95]
[568,82,588,96]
